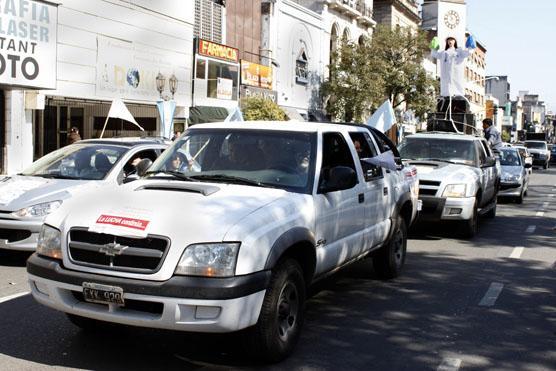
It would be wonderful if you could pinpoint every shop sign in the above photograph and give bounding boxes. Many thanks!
[198,39,238,63]
[96,35,188,103]
[217,77,233,100]
[0,0,58,89]
[241,60,272,89]
[240,85,277,102]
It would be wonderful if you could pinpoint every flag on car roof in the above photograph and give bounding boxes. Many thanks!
[366,100,396,133]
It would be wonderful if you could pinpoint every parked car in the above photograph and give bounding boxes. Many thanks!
[398,132,500,238]
[524,140,550,169]
[498,147,531,203]
[549,144,556,163]
[27,121,419,362]
[0,138,168,252]
[513,145,533,175]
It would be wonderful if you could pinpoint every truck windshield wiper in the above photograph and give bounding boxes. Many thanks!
[189,174,276,188]
[420,158,457,164]
[34,174,77,179]
[144,170,196,181]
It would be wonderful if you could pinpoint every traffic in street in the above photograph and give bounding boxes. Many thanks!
[1,166,554,370]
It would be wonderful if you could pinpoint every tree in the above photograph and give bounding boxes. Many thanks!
[501,130,511,143]
[240,97,288,121]
[322,25,437,122]
[370,25,437,119]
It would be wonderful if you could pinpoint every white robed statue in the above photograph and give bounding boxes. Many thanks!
[430,35,476,97]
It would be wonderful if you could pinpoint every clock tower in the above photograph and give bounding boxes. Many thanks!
[422,0,467,49]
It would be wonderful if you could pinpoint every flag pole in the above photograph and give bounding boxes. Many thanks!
[99,116,110,138]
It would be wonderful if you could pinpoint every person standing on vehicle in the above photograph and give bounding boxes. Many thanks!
[67,127,81,145]
[482,118,502,151]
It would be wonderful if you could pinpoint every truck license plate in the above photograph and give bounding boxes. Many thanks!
[83,282,124,306]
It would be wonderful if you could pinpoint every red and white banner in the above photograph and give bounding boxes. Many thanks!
[96,215,149,231]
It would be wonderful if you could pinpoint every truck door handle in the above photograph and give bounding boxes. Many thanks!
[358,193,365,203]
[383,187,388,196]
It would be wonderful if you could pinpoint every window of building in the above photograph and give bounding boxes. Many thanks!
[296,49,309,85]
[207,60,239,99]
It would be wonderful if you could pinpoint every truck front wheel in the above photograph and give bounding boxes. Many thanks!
[246,259,306,362]
[373,218,407,279]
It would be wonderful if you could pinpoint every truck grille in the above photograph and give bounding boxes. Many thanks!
[419,180,441,196]
[68,228,170,274]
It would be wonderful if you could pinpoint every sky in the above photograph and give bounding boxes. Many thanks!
[465,0,556,111]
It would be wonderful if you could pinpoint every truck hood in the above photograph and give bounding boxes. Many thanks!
[408,161,480,183]
[527,148,549,155]
[0,175,101,212]
[501,165,523,178]
[50,179,287,242]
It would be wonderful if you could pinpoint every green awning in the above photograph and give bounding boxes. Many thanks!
[189,106,230,125]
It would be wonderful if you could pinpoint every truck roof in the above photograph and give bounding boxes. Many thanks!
[405,132,481,141]
[189,121,369,133]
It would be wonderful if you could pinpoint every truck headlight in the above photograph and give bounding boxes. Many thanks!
[37,224,62,260]
[175,243,240,277]
[442,184,467,198]
[12,200,62,218]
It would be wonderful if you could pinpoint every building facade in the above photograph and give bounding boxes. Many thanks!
[464,37,486,122]
[1,0,195,175]
[373,0,420,29]
[485,75,510,107]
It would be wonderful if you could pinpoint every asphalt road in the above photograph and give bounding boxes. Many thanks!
[0,168,555,370]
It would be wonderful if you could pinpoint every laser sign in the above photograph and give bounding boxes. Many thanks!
[0,0,58,89]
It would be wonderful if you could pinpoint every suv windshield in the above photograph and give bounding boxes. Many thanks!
[21,144,127,180]
[398,137,477,165]
[499,149,522,166]
[147,129,317,194]
[524,141,547,150]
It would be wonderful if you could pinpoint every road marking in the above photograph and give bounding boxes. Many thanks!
[479,282,504,307]
[526,225,536,233]
[438,358,462,371]
[0,291,30,304]
[509,246,525,259]
[549,194,555,198]
[536,211,545,217]
[543,202,550,208]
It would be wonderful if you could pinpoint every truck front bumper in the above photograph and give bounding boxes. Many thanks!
[0,218,41,251]
[27,254,269,333]
[498,182,523,197]
[418,196,476,222]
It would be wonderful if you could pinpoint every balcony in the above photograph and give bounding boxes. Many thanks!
[356,0,375,27]
[324,0,360,19]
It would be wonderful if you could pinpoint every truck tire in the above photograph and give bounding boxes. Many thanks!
[485,197,496,218]
[245,259,306,363]
[372,218,407,279]
[461,200,478,239]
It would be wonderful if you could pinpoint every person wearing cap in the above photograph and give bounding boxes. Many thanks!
[482,118,502,151]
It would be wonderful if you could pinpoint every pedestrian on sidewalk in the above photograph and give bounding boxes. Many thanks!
[67,127,81,145]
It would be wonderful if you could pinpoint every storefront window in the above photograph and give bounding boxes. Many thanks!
[196,59,206,79]
[207,60,239,100]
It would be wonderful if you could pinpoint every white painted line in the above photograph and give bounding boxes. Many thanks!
[526,225,536,233]
[543,202,550,208]
[479,282,504,307]
[550,194,555,198]
[438,358,462,371]
[0,291,30,304]
[536,211,545,217]
[509,247,525,259]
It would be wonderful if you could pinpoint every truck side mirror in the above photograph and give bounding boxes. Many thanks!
[319,166,357,193]
[136,158,153,177]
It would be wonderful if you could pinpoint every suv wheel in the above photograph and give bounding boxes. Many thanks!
[461,199,478,239]
[373,218,407,279]
[485,197,497,218]
[246,259,306,362]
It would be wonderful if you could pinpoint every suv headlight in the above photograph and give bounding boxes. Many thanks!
[442,184,467,198]
[37,224,62,260]
[175,243,240,277]
[12,200,62,218]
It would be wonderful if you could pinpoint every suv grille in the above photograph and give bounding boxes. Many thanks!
[419,180,441,196]
[68,229,170,274]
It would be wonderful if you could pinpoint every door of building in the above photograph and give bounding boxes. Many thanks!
[43,106,85,155]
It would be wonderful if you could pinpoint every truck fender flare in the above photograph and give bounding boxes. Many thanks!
[264,227,316,270]
[388,192,412,240]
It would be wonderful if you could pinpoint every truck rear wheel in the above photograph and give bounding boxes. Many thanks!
[373,218,407,279]
[245,259,306,363]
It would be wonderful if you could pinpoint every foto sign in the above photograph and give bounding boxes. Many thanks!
[0,0,58,89]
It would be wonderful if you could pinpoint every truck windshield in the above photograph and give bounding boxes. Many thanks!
[399,138,477,165]
[499,149,522,166]
[524,141,546,150]
[147,129,317,194]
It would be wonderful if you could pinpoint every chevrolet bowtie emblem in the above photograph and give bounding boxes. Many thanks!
[99,242,128,257]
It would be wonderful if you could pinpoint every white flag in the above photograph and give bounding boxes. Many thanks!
[362,150,398,171]
[224,106,244,122]
[366,100,396,133]
[107,98,144,130]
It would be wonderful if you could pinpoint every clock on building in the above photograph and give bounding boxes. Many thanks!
[443,10,460,29]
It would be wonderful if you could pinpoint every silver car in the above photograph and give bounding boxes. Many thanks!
[498,147,531,203]
[0,138,168,251]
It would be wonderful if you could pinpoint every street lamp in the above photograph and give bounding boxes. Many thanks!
[156,72,166,98]
[169,74,178,98]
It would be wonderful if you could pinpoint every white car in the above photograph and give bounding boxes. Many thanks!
[0,138,167,251]
[27,121,418,362]
[524,140,550,169]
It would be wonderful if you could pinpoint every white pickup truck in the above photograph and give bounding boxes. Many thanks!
[27,121,418,362]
